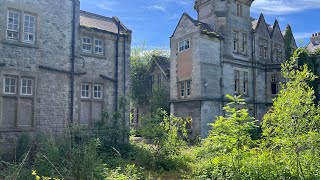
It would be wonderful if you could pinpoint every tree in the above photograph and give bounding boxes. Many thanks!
[262,54,320,178]
[130,45,169,106]
[201,95,257,178]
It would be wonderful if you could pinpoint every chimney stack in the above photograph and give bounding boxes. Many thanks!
[311,32,320,42]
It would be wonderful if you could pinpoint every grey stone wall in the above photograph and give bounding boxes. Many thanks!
[0,0,131,142]
[170,0,291,137]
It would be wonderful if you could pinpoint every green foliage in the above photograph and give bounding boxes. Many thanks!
[283,25,295,59]
[102,164,145,180]
[130,45,169,106]
[262,54,320,178]
[194,95,257,179]
[150,86,170,113]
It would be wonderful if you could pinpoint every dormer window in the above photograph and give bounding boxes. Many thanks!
[178,39,190,52]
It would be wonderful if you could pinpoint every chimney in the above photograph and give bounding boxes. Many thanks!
[311,32,320,42]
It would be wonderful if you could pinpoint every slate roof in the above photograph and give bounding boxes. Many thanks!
[80,10,130,34]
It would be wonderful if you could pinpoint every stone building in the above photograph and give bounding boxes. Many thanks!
[0,0,131,142]
[307,32,320,53]
[170,0,296,138]
[131,56,170,127]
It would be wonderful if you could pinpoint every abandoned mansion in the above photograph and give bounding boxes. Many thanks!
[170,0,297,138]
[0,0,132,141]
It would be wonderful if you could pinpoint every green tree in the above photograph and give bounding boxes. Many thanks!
[130,45,169,106]
[200,95,257,178]
[263,54,320,178]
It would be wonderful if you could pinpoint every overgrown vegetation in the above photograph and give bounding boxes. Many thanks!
[1,49,320,179]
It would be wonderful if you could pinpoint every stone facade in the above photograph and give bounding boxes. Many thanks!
[170,0,296,138]
[0,0,131,143]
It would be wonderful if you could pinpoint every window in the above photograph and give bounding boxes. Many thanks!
[271,76,277,95]
[81,84,90,98]
[180,82,185,98]
[23,14,36,43]
[93,84,103,99]
[179,80,191,98]
[94,39,103,54]
[241,33,247,54]
[233,31,238,52]
[21,79,33,95]
[4,77,17,94]
[259,38,268,59]
[243,72,248,95]
[178,39,190,52]
[234,70,240,94]
[186,81,191,96]
[273,44,282,62]
[236,3,242,17]
[82,37,92,52]
[7,11,20,40]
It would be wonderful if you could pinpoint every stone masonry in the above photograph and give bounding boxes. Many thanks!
[0,0,132,144]
[170,0,297,139]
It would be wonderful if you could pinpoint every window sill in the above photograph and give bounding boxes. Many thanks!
[233,52,248,57]
[80,52,108,59]
[1,39,39,49]
[81,98,104,102]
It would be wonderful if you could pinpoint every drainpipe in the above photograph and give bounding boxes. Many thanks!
[252,32,257,118]
[115,19,120,112]
[70,0,77,124]
[123,36,126,122]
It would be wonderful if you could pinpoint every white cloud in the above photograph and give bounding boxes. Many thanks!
[252,0,320,15]
[92,0,118,11]
[146,5,166,12]
[294,32,313,39]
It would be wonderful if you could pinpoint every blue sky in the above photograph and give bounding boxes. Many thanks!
[80,0,320,49]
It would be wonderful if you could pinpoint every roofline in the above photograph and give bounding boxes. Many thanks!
[80,10,132,33]
[80,25,130,37]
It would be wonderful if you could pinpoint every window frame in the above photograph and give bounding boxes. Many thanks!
[178,39,190,52]
[243,72,248,95]
[233,31,238,52]
[81,83,91,99]
[6,11,20,41]
[180,81,185,98]
[186,80,191,97]
[94,38,104,55]
[236,3,242,17]
[93,84,103,99]
[271,76,278,95]
[234,70,240,94]
[82,36,92,53]
[20,78,33,96]
[23,14,36,44]
[4,77,17,95]
[241,33,247,54]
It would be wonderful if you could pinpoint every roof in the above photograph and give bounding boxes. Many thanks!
[80,10,130,34]
[152,56,170,76]
[171,12,221,39]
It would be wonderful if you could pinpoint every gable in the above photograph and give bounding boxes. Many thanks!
[255,14,270,39]
[171,13,198,39]
[270,21,284,43]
